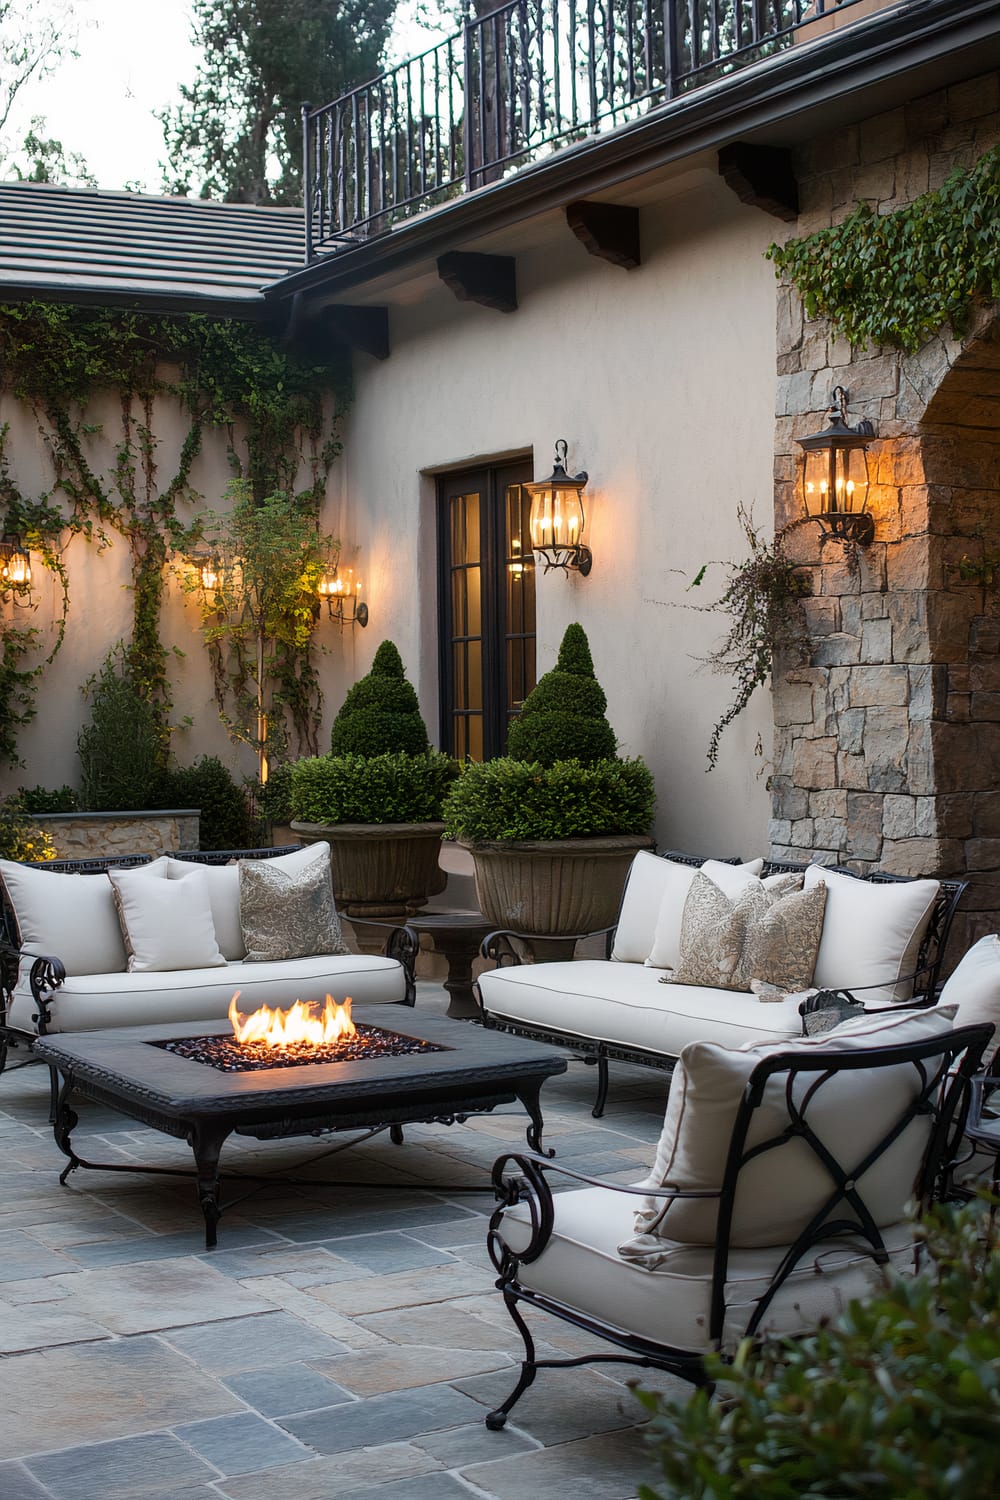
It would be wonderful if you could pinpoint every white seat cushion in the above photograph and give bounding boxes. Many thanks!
[804,864,940,1003]
[109,865,226,972]
[938,935,1000,1066]
[495,1184,916,1355]
[0,857,168,977]
[477,960,806,1054]
[628,1003,959,1250]
[7,953,407,1034]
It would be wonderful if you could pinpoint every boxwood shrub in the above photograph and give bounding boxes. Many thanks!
[442,756,655,842]
[291,750,458,825]
[635,1198,1000,1500]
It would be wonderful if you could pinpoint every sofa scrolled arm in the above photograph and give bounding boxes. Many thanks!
[28,953,66,1033]
[480,924,619,966]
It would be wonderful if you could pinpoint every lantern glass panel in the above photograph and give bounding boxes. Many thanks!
[529,484,585,552]
[803,446,869,517]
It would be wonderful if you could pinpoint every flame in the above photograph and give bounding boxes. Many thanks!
[228,991,356,1049]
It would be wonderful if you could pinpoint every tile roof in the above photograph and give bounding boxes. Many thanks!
[0,181,305,314]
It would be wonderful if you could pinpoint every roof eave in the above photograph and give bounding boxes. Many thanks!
[264,0,1000,305]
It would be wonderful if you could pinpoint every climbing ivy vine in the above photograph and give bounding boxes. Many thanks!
[768,144,1000,353]
[0,301,351,767]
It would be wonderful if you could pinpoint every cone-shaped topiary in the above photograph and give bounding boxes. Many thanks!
[330,640,431,756]
[507,622,617,766]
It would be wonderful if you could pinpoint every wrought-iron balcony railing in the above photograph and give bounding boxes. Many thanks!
[303,0,868,258]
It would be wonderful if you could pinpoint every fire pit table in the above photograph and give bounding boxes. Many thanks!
[33,1008,567,1247]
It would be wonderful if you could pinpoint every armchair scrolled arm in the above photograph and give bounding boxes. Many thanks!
[488,1148,720,1270]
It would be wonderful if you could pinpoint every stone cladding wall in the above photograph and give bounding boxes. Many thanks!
[34,811,200,860]
[770,68,1000,948]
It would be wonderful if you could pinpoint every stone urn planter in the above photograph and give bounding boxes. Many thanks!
[463,832,655,958]
[291,819,448,921]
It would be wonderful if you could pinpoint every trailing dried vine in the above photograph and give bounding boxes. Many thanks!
[689,507,811,770]
[0,301,351,766]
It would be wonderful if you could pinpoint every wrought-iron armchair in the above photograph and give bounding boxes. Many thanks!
[484,1014,991,1427]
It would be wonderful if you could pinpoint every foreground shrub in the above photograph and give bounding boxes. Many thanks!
[442,756,655,842]
[291,751,458,825]
[635,1198,1000,1500]
[156,756,252,851]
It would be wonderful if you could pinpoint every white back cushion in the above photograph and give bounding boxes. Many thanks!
[939,935,1000,1066]
[612,852,683,963]
[623,1004,959,1252]
[643,858,764,971]
[804,865,940,1003]
[108,865,226,972]
[167,859,243,960]
[0,857,167,976]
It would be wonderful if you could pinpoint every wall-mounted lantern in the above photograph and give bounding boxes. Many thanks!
[318,564,369,627]
[796,386,876,545]
[0,539,32,592]
[526,439,592,576]
[187,551,224,593]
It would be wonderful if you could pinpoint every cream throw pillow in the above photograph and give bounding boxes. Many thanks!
[0,855,168,976]
[238,850,350,962]
[108,864,226,973]
[620,1003,960,1255]
[166,859,244,961]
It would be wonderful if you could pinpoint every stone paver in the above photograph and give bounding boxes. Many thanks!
[0,981,676,1498]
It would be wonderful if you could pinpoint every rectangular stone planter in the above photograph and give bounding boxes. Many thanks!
[32,810,200,859]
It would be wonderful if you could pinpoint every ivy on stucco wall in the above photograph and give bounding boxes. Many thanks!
[0,302,351,766]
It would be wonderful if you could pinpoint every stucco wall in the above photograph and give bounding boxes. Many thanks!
[0,382,355,797]
[336,168,780,858]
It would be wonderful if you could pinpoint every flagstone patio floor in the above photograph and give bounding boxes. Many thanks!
[0,982,683,1500]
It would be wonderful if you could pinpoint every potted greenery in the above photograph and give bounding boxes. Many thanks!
[442,623,655,943]
[290,640,457,920]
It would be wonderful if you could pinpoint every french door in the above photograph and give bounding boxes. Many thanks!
[437,459,536,760]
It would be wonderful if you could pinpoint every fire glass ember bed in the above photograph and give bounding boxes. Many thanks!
[33,1008,567,1247]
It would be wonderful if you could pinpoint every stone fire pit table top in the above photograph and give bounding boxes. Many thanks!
[34,1008,568,1247]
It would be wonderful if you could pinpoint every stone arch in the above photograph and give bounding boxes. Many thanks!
[916,314,1000,948]
[769,306,1000,960]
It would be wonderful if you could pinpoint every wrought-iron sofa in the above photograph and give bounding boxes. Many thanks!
[0,843,416,1074]
[475,850,976,1114]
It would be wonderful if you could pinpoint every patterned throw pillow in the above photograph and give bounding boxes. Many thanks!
[238,852,351,962]
[670,872,826,994]
[670,873,748,988]
[733,878,827,993]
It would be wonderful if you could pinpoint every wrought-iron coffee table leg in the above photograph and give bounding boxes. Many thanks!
[53,1075,83,1183]
[515,1078,554,1156]
[188,1123,232,1249]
